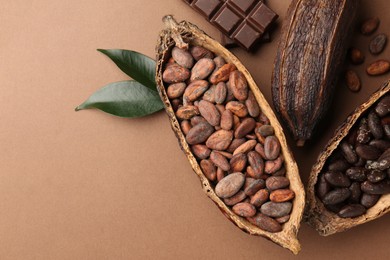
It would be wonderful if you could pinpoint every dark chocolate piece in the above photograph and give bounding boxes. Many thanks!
[221,32,270,49]
[183,0,278,51]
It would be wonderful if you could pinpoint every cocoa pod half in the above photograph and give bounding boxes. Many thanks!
[156,16,304,254]
[272,0,359,146]
[306,80,390,236]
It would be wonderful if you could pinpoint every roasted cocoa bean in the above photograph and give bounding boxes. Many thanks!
[210,151,230,171]
[264,136,281,160]
[369,139,390,151]
[368,111,384,139]
[209,63,237,84]
[322,188,351,205]
[324,171,351,187]
[172,46,194,68]
[200,159,217,181]
[223,190,246,206]
[235,118,256,139]
[270,189,295,203]
[186,122,214,145]
[375,95,390,117]
[328,159,350,172]
[361,193,380,208]
[356,118,371,144]
[266,176,290,191]
[215,82,227,104]
[316,174,331,200]
[247,213,282,233]
[215,172,245,198]
[345,70,361,92]
[369,33,387,55]
[232,202,256,217]
[260,202,292,218]
[340,141,358,164]
[190,58,215,81]
[361,17,380,35]
[338,204,366,218]
[356,145,381,160]
[163,63,190,83]
[366,60,390,76]
[206,130,233,151]
[198,100,221,126]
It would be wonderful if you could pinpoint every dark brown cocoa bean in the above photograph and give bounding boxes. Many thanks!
[232,202,256,217]
[209,64,237,84]
[200,159,216,181]
[223,190,246,206]
[349,182,362,203]
[316,174,331,200]
[338,204,366,218]
[172,46,194,68]
[226,138,246,153]
[260,201,292,218]
[356,145,381,160]
[324,171,351,187]
[361,180,390,194]
[244,178,265,196]
[245,91,260,117]
[345,70,361,92]
[368,111,384,139]
[367,170,386,183]
[345,167,368,182]
[176,105,199,120]
[206,129,233,151]
[235,118,256,139]
[247,213,282,233]
[163,63,190,83]
[375,95,390,117]
[229,70,248,101]
[215,82,227,104]
[328,159,350,172]
[210,151,230,172]
[225,101,248,118]
[383,125,390,139]
[230,153,247,172]
[264,136,281,160]
[348,47,365,64]
[340,141,358,164]
[247,151,264,179]
[186,122,214,145]
[250,189,269,207]
[369,33,387,55]
[189,45,214,61]
[356,119,371,144]
[360,193,380,208]
[191,144,211,160]
[170,98,181,111]
[369,139,390,151]
[190,58,215,81]
[266,176,290,191]
[264,156,284,174]
[198,100,221,126]
[325,203,346,214]
[322,188,351,205]
[167,82,187,99]
[361,17,380,35]
[215,172,245,198]
[184,80,209,101]
[270,189,295,203]
[233,140,257,155]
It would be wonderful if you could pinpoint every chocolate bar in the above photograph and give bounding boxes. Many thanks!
[220,32,270,49]
[182,0,278,51]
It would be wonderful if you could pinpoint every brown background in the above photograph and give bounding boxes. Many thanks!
[1,0,389,259]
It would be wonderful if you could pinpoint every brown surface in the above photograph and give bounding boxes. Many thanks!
[0,0,389,259]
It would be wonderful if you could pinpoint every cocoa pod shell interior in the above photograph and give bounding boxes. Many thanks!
[155,16,304,254]
[306,79,390,236]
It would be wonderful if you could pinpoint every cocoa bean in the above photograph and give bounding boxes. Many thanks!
[361,17,380,35]
[202,84,216,103]
[356,145,381,160]
[206,129,233,150]
[270,189,295,203]
[250,189,269,207]
[176,105,199,120]
[273,167,286,177]
[186,122,214,145]
[264,136,281,160]
[215,172,245,198]
[223,190,246,206]
[322,188,351,205]
[225,101,248,117]
[232,202,256,217]
[366,60,390,76]
[190,116,207,126]
[356,118,371,144]
[348,47,365,64]
[213,56,226,69]
[190,45,214,61]
[245,91,260,117]
[230,153,247,172]
[345,70,361,92]
[167,82,187,99]
[367,170,386,183]
[233,140,257,155]
[172,46,194,68]
[368,111,384,139]
[340,141,358,164]
[324,171,351,187]
[226,138,246,153]
[328,159,350,172]
[316,174,331,200]
[375,95,390,117]
[229,70,248,101]
[369,33,387,55]
[361,180,390,194]
[190,58,215,81]
[349,182,362,203]
[244,178,265,196]
[224,81,235,103]
[255,143,266,159]
[210,151,230,171]
[234,118,256,138]
[266,176,290,191]
[221,109,234,130]
[170,98,181,111]
[264,156,284,174]
[338,204,366,218]
[200,159,217,181]
[275,215,290,224]
[247,213,282,233]
[360,193,380,208]
[345,167,368,182]
[247,151,264,179]
[258,125,274,137]
[209,64,237,84]
[163,63,190,83]
[198,100,221,126]
[215,82,227,104]
[184,80,209,101]
[369,139,390,151]
[217,167,226,182]
[191,144,211,160]
[260,201,292,218]
[181,120,191,135]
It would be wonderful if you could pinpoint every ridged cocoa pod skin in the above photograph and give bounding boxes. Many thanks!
[306,80,390,236]
[156,16,304,254]
[272,0,359,146]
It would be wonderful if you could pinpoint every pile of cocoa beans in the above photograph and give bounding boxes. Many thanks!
[162,44,295,233]
[316,94,390,218]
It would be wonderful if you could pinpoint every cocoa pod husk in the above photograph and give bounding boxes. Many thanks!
[156,15,303,254]
[306,79,390,236]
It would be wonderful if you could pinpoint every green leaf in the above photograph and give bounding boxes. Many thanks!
[75,80,164,118]
[97,49,156,91]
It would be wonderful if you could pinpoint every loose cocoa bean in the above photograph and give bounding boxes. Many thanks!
[186,122,214,145]
[230,153,247,172]
[198,100,221,126]
[200,159,217,181]
[361,17,380,35]
[338,204,366,218]
[176,105,199,120]
[232,202,256,217]
[163,63,190,83]
[234,118,256,139]
[322,188,351,205]
[369,33,387,55]
[206,130,233,151]
[345,70,361,92]
[210,151,230,171]
[260,201,292,218]
[172,46,194,68]
[215,172,245,198]
[247,213,282,233]
[266,176,290,191]
[215,82,227,104]
[366,60,390,76]
[270,189,295,203]
[348,47,365,64]
[209,64,237,84]
[264,136,281,160]
[184,80,209,101]
[191,144,211,160]
[224,190,246,206]
[190,58,215,81]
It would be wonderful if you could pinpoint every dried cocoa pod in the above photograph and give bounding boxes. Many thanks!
[307,80,390,236]
[272,0,359,146]
[156,16,303,254]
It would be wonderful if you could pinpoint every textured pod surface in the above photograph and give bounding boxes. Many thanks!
[272,0,359,146]
[306,80,390,236]
[156,16,304,254]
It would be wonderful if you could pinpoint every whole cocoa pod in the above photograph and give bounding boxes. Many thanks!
[272,0,359,146]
